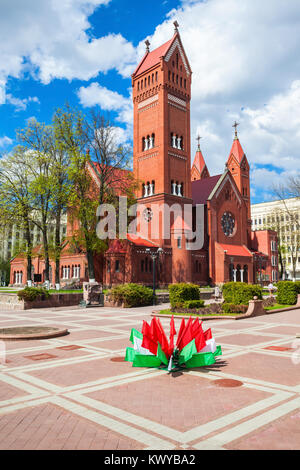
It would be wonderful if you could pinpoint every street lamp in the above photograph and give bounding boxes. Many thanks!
[146,247,164,305]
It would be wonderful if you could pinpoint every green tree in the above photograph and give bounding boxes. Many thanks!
[0,147,35,284]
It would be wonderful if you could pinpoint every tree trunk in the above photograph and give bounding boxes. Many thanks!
[24,220,32,283]
[55,211,61,285]
[86,249,95,281]
[42,224,50,283]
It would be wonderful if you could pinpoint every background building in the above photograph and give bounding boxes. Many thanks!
[251,197,300,280]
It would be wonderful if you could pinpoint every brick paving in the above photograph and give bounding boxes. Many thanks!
[0,304,299,450]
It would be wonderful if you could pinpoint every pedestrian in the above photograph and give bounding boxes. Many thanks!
[214,285,220,302]
[268,282,274,297]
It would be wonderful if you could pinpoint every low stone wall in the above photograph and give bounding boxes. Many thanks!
[0,293,83,310]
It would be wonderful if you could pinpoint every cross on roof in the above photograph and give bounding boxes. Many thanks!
[145,40,150,53]
[233,121,239,139]
[174,20,179,32]
[196,135,202,149]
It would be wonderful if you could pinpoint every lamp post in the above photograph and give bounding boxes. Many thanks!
[146,247,164,305]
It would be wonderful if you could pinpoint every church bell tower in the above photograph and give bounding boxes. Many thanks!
[131,22,193,282]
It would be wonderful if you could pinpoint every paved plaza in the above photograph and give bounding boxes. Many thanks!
[0,304,299,450]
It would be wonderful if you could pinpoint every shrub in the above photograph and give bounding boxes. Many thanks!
[17,287,50,302]
[277,281,298,305]
[222,303,248,314]
[169,283,200,309]
[294,281,300,294]
[110,283,154,308]
[183,299,205,309]
[222,282,263,305]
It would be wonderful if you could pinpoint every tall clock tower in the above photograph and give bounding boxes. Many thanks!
[131,22,193,283]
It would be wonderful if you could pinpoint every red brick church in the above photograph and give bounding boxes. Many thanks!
[10,23,278,287]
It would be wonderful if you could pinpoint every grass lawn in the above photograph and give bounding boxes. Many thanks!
[264,303,295,311]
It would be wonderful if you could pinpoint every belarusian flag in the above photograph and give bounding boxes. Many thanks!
[125,317,222,370]
[125,326,168,368]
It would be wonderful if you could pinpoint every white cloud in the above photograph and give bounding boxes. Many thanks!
[0,0,137,96]
[0,136,13,148]
[5,94,40,111]
[78,83,129,111]
[77,82,133,141]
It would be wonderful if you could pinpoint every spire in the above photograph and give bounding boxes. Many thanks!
[232,121,239,140]
[191,136,210,181]
[145,40,150,53]
[228,122,246,164]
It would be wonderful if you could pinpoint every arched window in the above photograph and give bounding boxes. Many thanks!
[145,258,148,273]
[155,71,158,82]
[137,81,140,91]
[141,260,144,273]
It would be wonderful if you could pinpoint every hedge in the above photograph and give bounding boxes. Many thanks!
[222,303,248,314]
[222,282,263,305]
[110,283,154,308]
[169,283,200,309]
[294,281,300,294]
[17,287,50,302]
[277,281,298,305]
[183,299,205,309]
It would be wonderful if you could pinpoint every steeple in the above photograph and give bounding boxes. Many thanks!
[191,136,210,181]
[227,123,251,224]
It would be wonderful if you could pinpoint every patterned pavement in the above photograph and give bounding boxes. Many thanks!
[0,304,299,450]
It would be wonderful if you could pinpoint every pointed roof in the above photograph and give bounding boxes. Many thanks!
[133,37,174,77]
[132,27,192,78]
[228,138,246,164]
[192,147,209,179]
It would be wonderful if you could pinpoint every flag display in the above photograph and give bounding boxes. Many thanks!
[125,317,222,370]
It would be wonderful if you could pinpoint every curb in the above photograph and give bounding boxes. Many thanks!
[0,328,69,341]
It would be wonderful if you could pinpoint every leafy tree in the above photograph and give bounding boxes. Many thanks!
[0,147,34,283]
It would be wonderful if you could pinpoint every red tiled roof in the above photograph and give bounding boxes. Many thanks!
[192,149,208,176]
[127,234,158,247]
[133,37,174,77]
[228,138,245,164]
[218,243,253,257]
[192,174,222,205]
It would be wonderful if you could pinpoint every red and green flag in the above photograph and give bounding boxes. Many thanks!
[125,316,222,370]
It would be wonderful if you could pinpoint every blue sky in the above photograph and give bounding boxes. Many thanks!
[0,0,300,204]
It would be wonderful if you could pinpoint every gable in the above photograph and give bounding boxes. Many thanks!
[164,37,192,77]
[208,171,242,206]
